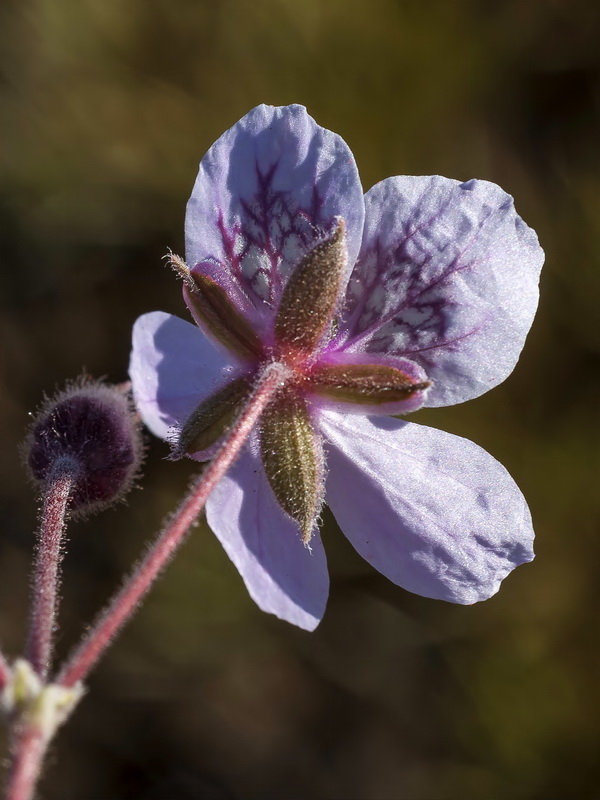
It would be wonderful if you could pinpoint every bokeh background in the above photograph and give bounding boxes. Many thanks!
[1,1,598,798]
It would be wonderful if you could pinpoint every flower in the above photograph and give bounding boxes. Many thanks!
[130,104,544,630]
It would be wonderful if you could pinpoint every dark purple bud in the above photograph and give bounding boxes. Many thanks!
[25,380,143,516]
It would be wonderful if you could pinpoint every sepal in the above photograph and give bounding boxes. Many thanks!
[274,219,347,359]
[184,269,264,360]
[311,361,430,408]
[259,392,325,544]
[173,376,252,458]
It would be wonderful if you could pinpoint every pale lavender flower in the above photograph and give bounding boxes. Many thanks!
[130,104,544,630]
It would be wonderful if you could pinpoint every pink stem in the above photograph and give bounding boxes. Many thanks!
[57,361,288,688]
[26,463,77,680]
[0,650,9,692]
[4,724,48,800]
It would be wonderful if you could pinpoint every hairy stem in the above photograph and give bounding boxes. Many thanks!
[0,650,9,692]
[57,361,288,688]
[5,724,48,800]
[26,462,77,680]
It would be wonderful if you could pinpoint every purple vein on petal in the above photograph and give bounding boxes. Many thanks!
[342,202,496,353]
[218,164,329,311]
[342,185,458,329]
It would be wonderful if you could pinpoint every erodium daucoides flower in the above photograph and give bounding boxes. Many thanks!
[130,104,544,630]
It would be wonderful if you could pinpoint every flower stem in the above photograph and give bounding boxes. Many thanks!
[57,361,289,688]
[0,650,9,692]
[26,462,77,680]
[5,723,48,800]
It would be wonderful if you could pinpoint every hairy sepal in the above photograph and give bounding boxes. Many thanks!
[259,392,325,544]
[310,362,430,413]
[184,272,264,360]
[274,219,347,358]
[173,377,252,459]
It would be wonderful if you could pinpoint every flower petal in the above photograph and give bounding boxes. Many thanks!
[129,312,239,441]
[205,441,329,630]
[339,176,544,406]
[320,410,534,604]
[185,104,364,328]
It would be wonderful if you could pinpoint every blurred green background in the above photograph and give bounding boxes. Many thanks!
[0,1,598,798]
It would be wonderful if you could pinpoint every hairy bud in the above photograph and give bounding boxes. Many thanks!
[25,379,143,516]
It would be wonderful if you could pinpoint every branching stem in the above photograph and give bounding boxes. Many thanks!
[57,361,288,688]
[5,362,289,800]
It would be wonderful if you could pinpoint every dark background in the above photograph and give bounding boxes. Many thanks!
[0,1,598,798]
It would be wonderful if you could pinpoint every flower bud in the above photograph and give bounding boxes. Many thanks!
[25,379,143,516]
